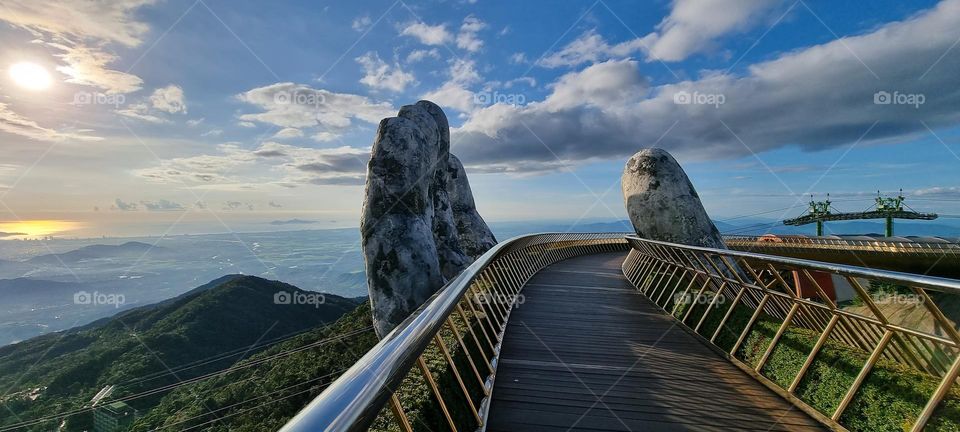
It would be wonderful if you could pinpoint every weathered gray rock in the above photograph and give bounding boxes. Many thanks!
[447,154,497,258]
[362,101,496,337]
[399,102,471,279]
[621,148,725,249]
[361,116,444,337]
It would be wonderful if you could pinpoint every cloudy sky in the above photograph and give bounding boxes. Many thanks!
[0,0,959,238]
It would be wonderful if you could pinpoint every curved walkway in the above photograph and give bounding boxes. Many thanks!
[486,253,827,432]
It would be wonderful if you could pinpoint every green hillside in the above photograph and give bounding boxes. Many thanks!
[0,276,362,431]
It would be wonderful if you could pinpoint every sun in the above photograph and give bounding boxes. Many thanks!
[8,62,53,91]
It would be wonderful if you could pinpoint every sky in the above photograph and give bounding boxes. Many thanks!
[0,0,959,239]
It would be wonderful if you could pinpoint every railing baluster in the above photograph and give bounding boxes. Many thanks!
[789,314,840,393]
[390,393,414,432]
[433,335,483,425]
[912,354,960,431]
[832,330,894,421]
[447,317,489,391]
[416,356,458,432]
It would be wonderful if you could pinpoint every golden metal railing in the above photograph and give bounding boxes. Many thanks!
[622,236,960,431]
[724,234,960,257]
[281,233,629,432]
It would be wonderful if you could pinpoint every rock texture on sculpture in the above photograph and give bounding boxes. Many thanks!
[447,155,497,258]
[621,148,725,249]
[361,101,497,337]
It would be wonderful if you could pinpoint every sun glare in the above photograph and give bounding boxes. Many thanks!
[0,220,79,239]
[8,62,52,91]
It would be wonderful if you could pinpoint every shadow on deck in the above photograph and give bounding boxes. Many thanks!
[486,252,827,432]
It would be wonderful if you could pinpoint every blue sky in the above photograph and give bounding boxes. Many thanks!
[0,0,958,238]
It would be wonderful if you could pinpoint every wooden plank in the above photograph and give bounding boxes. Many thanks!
[486,252,827,432]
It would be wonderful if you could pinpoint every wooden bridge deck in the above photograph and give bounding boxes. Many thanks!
[486,252,827,432]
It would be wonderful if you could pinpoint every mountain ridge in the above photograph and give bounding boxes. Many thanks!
[0,274,363,431]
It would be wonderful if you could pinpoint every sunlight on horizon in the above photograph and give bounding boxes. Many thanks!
[0,220,81,239]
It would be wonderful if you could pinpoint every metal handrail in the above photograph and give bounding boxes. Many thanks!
[647,236,960,294]
[622,235,960,432]
[281,232,630,432]
[724,235,960,256]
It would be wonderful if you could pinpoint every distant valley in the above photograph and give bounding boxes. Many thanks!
[1,218,957,345]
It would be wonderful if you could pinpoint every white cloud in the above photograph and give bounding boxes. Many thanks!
[538,30,646,68]
[352,15,372,32]
[313,132,338,142]
[539,0,782,66]
[136,143,258,185]
[356,51,417,92]
[504,77,536,88]
[0,102,102,141]
[136,142,370,187]
[420,58,484,113]
[456,16,486,52]
[149,85,187,114]
[449,58,481,85]
[116,103,169,124]
[422,82,477,113]
[643,0,783,61]
[237,82,395,141]
[510,52,528,64]
[452,0,960,172]
[400,22,452,45]
[542,60,646,110]
[273,128,304,139]
[201,129,223,137]
[49,42,143,94]
[116,85,187,123]
[0,0,155,47]
[406,48,441,63]
[187,118,205,127]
